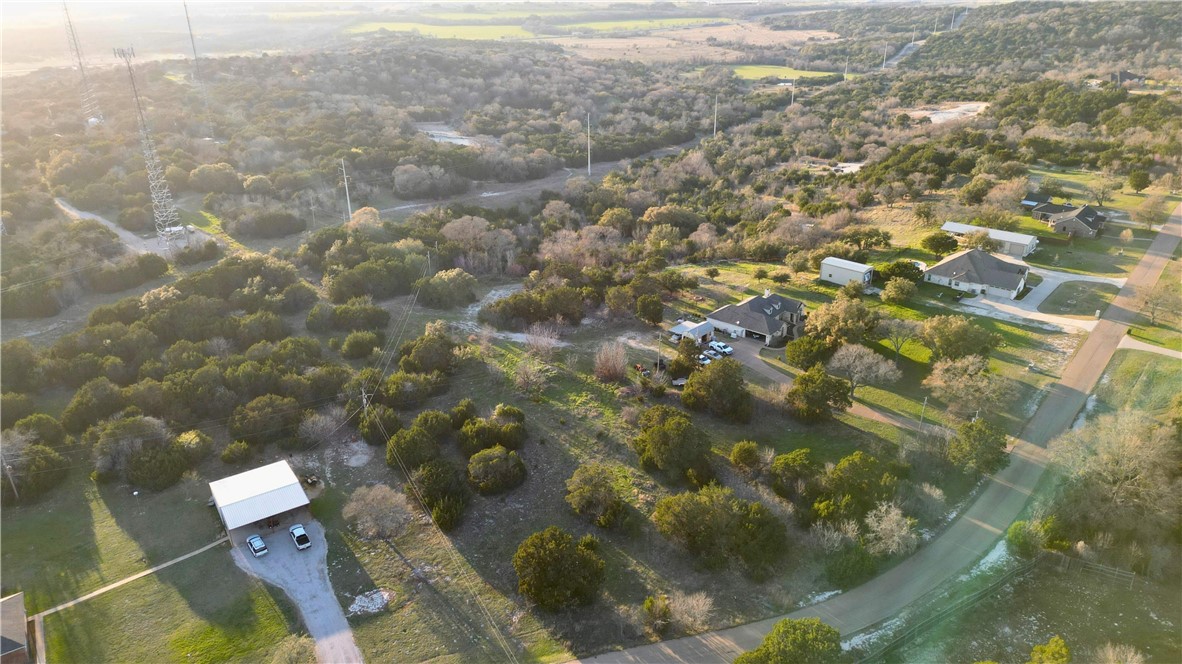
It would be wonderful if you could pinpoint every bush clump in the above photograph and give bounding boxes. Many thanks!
[467,445,526,494]
[513,527,605,610]
[409,459,469,531]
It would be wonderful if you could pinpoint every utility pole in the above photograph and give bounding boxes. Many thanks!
[339,159,352,222]
[882,47,888,69]
[586,111,592,176]
[713,94,718,137]
[1,451,19,501]
[950,10,955,30]
[844,56,849,80]
[63,2,103,127]
[116,47,183,249]
[919,396,928,427]
[789,80,796,106]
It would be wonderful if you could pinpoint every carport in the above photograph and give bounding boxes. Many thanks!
[208,460,309,533]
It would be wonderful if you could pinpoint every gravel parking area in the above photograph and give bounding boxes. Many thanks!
[230,512,362,663]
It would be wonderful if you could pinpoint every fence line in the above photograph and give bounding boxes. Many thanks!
[1044,551,1136,588]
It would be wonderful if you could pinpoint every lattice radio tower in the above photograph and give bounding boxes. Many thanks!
[115,47,185,249]
[183,1,214,135]
[63,2,104,127]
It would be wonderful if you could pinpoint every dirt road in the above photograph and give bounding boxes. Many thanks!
[576,209,1180,663]
[378,139,701,218]
[55,198,214,256]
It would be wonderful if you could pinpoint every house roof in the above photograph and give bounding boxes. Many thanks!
[941,222,1038,247]
[1048,206,1104,231]
[925,249,1028,291]
[707,293,803,336]
[670,320,712,336]
[1020,192,1051,207]
[1032,202,1073,216]
[820,256,873,273]
[1,594,26,657]
[209,461,309,531]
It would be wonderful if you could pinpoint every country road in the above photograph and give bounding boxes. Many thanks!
[378,138,701,217]
[576,206,1181,664]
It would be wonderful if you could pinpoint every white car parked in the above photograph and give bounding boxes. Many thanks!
[703,348,723,361]
[697,354,712,365]
[246,534,268,558]
[709,341,734,356]
[289,524,312,550]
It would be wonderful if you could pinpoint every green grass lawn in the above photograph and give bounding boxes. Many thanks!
[346,22,534,38]
[729,65,842,80]
[1011,217,1153,276]
[565,17,731,31]
[1029,165,1181,215]
[1094,349,1181,420]
[1127,258,1182,351]
[1036,281,1119,319]
[420,9,590,20]
[44,549,301,663]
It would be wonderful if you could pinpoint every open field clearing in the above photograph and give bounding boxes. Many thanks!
[1036,281,1119,319]
[564,17,732,32]
[902,101,990,125]
[1094,349,1181,420]
[549,35,745,62]
[1128,258,1181,351]
[654,24,838,47]
[419,8,596,21]
[729,65,841,79]
[347,22,533,39]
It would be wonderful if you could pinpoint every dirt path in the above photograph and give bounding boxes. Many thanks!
[575,207,1181,664]
[31,535,230,620]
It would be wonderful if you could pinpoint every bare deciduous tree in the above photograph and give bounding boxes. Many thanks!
[513,358,550,394]
[524,322,560,360]
[669,591,714,633]
[863,501,919,556]
[810,518,859,554]
[594,341,628,383]
[297,406,346,448]
[876,318,920,358]
[343,484,413,540]
[922,354,1006,418]
[1135,280,1181,326]
[826,344,901,396]
[1091,643,1145,664]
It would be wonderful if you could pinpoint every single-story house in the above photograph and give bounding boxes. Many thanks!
[941,221,1040,257]
[209,460,309,533]
[1020,192,1051,210]
[669,319,714,344]
[1,594,27,664]
[924,249,1029,299]
[1030,202,1075,221]
[1046,206,1105,238]
[819,257,874,287]
[1111,70,1145,84]
[707,290,805,346]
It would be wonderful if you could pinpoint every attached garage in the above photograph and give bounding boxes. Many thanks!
[209,460,310,532]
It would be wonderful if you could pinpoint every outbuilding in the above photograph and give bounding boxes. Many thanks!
[940,221,1040,257]
[668,319,714,345]
[924,248,1029,300]
[819,257,874,288]
[209,460,309,533]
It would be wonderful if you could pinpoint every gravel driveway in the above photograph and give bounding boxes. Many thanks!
[230,515,363,663]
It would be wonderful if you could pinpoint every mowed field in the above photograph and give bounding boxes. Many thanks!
[729,65,841,79]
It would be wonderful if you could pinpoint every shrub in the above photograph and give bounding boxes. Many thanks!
[358,404,402,446]
[493,404,525,423]
[513,527,605,610]
[784,336,834,370]
[881,277,918,305]
[381,371,447,410]
[729,441,761,472]
[825,544,877,589]
[175,430,213,462]
[467,445,526,494]
[1,393,35,430]
[593,341,628,382]
[652,485,786,578]
[566,463,627,528]
[221,440,252,464]
[1006,520,1040,558]
[632,406,711,479]
[643,594,672,635]
[229,394,302,446]
[343,484,412,540]
[386,426,439,471]
[409,460,468,530]
[459,413,526,456]
[126,443,191,491]
[12,413,67,449]
[173,239,221,266]
[733,618,841,664]
[681,358,752,423]
[340,331,382,359]
[0,442,69,504]
[413,409,453,442]
[450,398,478,429]
[769,448,816,501]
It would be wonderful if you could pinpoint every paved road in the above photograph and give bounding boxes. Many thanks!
[577,209,1181,664]
[231,516,363,664]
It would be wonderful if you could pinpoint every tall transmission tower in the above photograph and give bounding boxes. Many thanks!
[182,0,214,134]
[63,2,104,127]
[115,47,185,249]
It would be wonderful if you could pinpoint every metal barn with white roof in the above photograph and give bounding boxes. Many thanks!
[941,222,1039,257]
[819,256,874,287]
[209,460,309,531]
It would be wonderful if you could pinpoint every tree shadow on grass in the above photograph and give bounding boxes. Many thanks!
[1,467,99,613]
